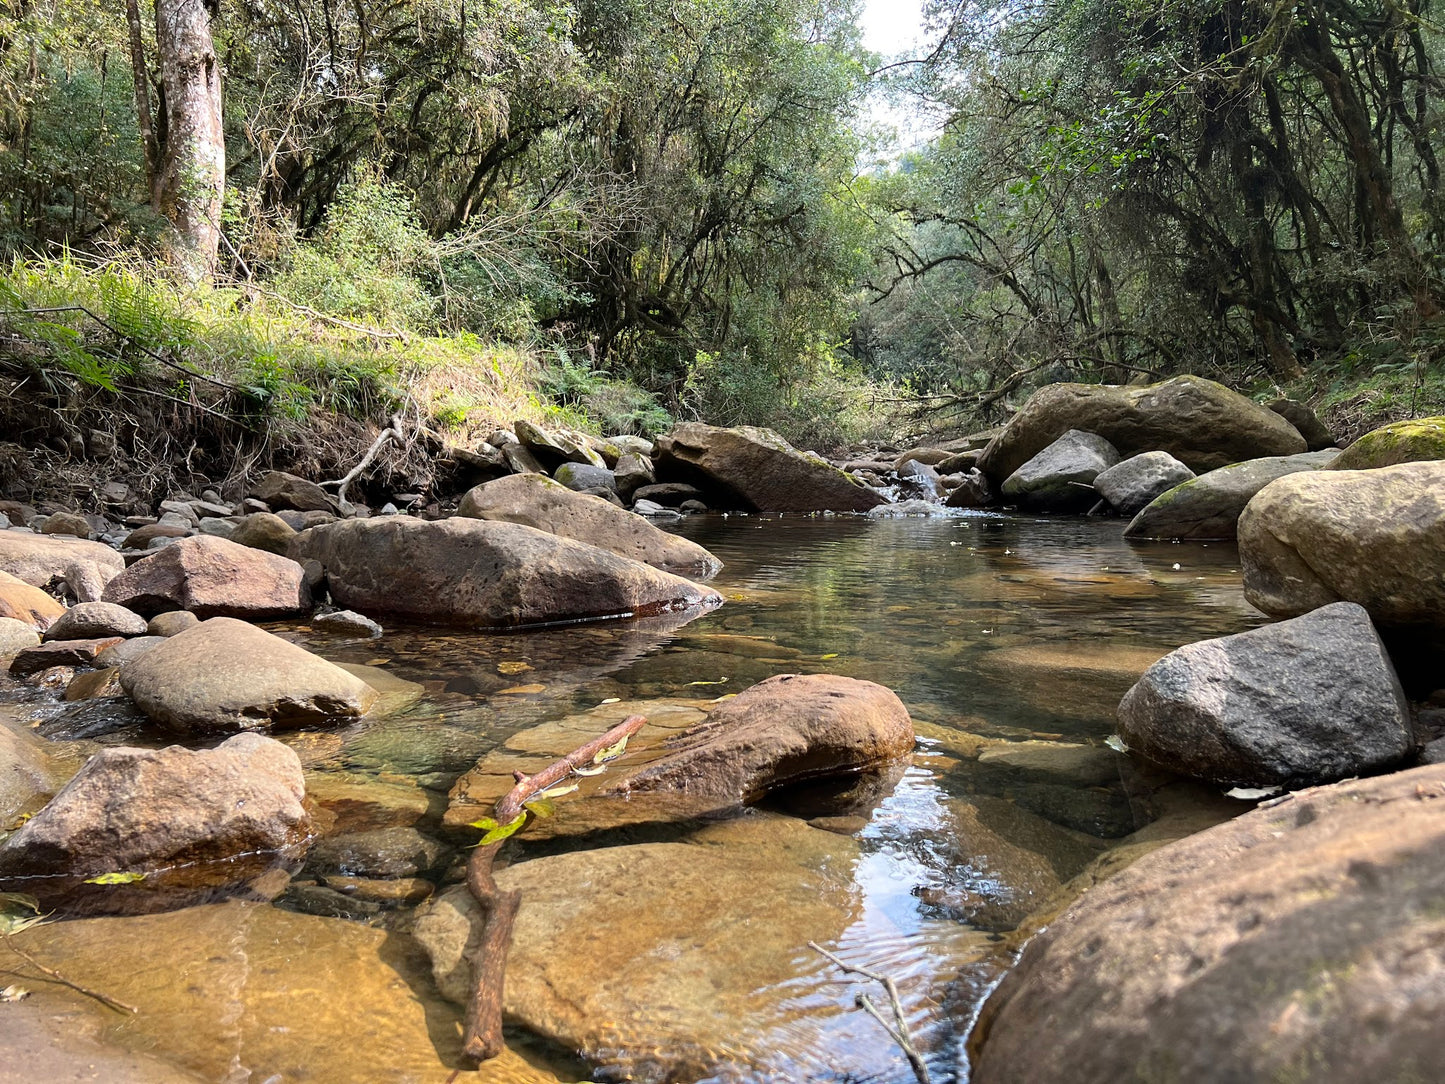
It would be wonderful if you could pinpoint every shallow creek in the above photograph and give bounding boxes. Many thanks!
[2,512,1266,1083]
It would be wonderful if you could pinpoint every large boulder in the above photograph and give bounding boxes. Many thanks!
[0,568,65,629]
[1238,460,1445,626]
[1124,449,1338,540]
[978,376,1307,482]
[0,530,126,602]
[1117,602,1411,787]
[1091,451,1195,516]
[514,419,607,468]
[0,733,310,913]
[1000,429,1120,512]
[969,763,1445,1084]
[0,615,41,655]
[1328,415,1445,470]
[654,422,887,512]
[101,534,309,619]
[293,516,722,628]
[119,618,379,735]
[1267,397,1335,450]
[609,673,914,804]
[456,473,721,579]
[227,511,297,556]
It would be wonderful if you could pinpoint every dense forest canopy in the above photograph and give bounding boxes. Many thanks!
[0,0,1440,445]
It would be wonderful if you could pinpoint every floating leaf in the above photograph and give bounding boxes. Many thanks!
[523,798,556,818]
[685,678,728,687]
[0,893,47,935]
[593,734,630,764]
[84,871,146,885]
[2,811,34,832]
[0,985,30,1002]
[497,661,533,675]
[571,764,607,777]
[820,653,839,660]
[540,782,579,799]
[468,812,527,846]
[598,697,621,705]
[1104,735,1129,753]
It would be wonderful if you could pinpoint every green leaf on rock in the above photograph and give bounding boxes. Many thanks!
[593,734,630,764]
[83,871,147,885]
[468,812,527,846]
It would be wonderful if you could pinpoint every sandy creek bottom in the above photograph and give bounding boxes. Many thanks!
[0,512,1265,1083]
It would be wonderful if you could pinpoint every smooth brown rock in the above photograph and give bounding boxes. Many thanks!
[294,516,722,629]
[1,899,564,1083]
[248,470,337,513]
[101,535,309,619]
[9,637,122,676]
[42,601,148,641]
[40,511,93,538]
[0,569,65,629]
[1239,460,1445,626]
[609,673,914,804]
[147,610,199,636]
[0,531,126,602]
[655,422,887,512]
[0,615,41,655]
[119,618,378,735]
[969,763,1445,1084]
[0,720,65,822]
[122,523,192,548]
[457,473,722,579]
[228,511,298,556]
[977,376,1307,482]
[0,733,310,913]
[1267,397,1335,450]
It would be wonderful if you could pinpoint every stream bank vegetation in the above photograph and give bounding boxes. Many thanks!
[0,0,1441,501]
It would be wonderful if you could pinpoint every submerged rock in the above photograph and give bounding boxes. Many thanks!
[1000,429,1120,512]
[1124,449,1337,540]
[0,530,126,602]
[1238,460,1445,627]
[294,516,722,629]
[120,618,379,735]
[977,376,1307,482]
[101,535,310,619]
[969,763,1445,1084]
[457,473,722,579]
[654,422,887,512]
[0,733,310,913]
[1117,602,1411,787]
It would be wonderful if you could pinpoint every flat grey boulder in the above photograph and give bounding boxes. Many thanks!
[514,419,606,468]
[0,732,310,913]
[978,375,1307,482]
[42,601,149,641]
[1092,451,1195,516]
[654,422,887,513]
[1239,460,1445,627]
[120,617,379,735]
[1117,602,1411,787]
[970,763,1445,1084]
[457,473,720,578]
[1124,449,1338,540]
[1001,429,1120,512]
[248,471,337,514]
[0,530,126,602]
[101,535,309,619]
[293,516,722,628]
[553,461,616,492]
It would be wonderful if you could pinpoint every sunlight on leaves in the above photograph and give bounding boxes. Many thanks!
[0,893,48,935]
[685,678,728,686]
[522,798,556,818]
[593,734,630,764]
[83,871,146,885]
[468,812,527,846]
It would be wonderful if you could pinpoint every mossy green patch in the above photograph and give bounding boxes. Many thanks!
[1330,417,1445,470]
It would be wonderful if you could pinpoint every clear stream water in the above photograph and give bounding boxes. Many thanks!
[2,512,1266,1083]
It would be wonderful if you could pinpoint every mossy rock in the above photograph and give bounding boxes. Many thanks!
[1330,416,1445,470]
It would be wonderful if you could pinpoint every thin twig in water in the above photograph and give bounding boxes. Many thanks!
[809,941,930,1084]
[1,931,139,1015]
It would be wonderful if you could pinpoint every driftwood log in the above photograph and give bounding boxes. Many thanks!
[462,712,648,1061]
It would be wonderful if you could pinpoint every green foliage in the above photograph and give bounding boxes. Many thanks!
[540,346,674,436]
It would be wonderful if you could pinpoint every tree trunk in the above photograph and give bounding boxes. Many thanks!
[124,0,163,209]
[153,0,224,283]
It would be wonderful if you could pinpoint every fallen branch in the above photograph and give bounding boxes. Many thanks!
[463,712,649,1062]
[320,412,406,511]
[809,941,930,1084]
[1,931,139,1015]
